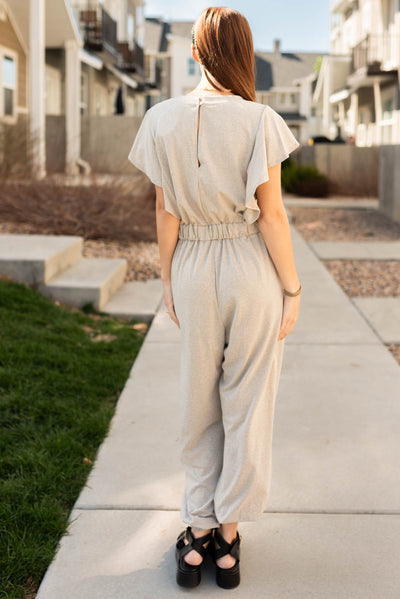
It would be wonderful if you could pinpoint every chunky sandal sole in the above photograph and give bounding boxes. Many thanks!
[216,563,240,589]
[212,529,241,589]
[176,569,201,587]
[175,550,201,588]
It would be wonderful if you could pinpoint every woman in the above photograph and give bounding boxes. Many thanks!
[128,6,301,590]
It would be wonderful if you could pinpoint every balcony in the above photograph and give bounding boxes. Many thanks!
[74,1,119,59]
[116,41,145,78]
[330,0,358,14]
[351,33,400,72]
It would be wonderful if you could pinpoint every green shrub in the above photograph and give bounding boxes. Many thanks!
[281,159,329,197]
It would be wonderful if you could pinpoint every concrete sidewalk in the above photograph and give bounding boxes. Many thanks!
[36,224,400,598]
[309,240,400,260]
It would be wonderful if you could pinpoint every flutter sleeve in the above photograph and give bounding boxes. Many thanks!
[128,108,163,187]
[244,105,300,223]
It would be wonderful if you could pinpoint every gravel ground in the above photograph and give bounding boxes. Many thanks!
[288,206,400,241]
[322,260,400,297]
[82,239,161,281]
[387,344,400,365]
[288,204,400,296]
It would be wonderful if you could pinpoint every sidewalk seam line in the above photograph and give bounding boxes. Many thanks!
[73,506,400,515]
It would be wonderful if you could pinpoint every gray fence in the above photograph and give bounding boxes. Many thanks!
[46,115,66,173]
[379,145,400,226]
[296,144,379,197]
[45,114,141,175]
[46,117,380,195]
[80,115,142,174]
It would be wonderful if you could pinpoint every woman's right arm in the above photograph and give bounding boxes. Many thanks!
[255,162,301,341]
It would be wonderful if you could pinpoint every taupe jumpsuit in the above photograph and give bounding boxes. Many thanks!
[128,94,300,529]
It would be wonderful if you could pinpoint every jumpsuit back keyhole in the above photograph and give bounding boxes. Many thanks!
[197,98,203,167]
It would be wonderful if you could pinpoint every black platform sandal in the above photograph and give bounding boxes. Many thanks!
[175,526,213,588]
[211,528,241,589]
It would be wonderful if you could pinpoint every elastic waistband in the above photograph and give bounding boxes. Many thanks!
[178,221,259,240]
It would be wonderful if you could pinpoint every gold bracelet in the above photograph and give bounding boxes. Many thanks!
[283,283,302,297]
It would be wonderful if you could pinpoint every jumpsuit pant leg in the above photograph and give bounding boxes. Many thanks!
[171,221,285,529]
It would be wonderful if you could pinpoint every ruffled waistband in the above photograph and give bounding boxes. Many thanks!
[178,221,260,240]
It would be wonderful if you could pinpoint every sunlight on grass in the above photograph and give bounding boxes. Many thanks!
[0,277,147,598]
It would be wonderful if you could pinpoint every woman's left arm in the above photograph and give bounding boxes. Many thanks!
[155,185,181,328]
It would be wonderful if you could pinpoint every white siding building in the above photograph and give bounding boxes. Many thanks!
[314,0,400,145]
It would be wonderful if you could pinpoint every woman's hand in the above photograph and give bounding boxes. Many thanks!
[277,294,301,341]
[163,278,180,328]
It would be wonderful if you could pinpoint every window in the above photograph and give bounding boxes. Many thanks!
[382,98,394,120]
[80,71,88,116]
[279,93,286,104]
[1,51,17,120]
[188,57,196,76]
[290,93,297,105]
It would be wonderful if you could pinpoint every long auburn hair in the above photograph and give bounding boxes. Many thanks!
[191,7,256,102]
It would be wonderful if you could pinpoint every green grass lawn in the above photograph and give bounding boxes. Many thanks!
[0,277,147,599]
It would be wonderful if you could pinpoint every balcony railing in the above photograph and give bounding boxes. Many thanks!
[117,41,145,76]
[72,1,151,89]
[351,33,400,72]
[330,0,358,14]
[74,1,119,58]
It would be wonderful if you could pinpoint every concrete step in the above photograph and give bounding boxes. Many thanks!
[0,233,162,320]
[38,257,127,311]
[102,279,164,322]
[0,233,83,284]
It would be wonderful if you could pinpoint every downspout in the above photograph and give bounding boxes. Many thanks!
[64,0,92,175]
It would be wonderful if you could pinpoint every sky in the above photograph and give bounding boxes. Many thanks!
[144,0,331,53]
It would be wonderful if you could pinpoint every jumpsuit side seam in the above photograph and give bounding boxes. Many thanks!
[213,242,226,330]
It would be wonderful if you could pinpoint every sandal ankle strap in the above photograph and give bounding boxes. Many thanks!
[176,526,213,560]
[213,529,241,562]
